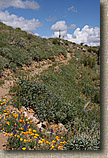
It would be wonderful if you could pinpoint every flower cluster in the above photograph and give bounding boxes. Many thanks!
[0,97,67,150]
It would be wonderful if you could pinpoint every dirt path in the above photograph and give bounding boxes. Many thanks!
[0,132,8,150]
[0,52,72,150]
[0,87,8,100]
[26,52,72,79]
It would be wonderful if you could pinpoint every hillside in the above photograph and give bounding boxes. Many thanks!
[0,22,100,150]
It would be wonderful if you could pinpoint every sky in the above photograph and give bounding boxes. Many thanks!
[0,0,100,46]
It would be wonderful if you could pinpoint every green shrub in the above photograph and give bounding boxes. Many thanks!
[81,55,96,68]
[10,78,75,124]
[64,136,100,150]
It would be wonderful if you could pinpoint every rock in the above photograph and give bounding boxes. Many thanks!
[82,48,86,52]
[32,117,40,124]
[36,122,42,129]
[60,54,65,59]
[20,106,27,112]
[54,66,59,72]
[47,59,52,64]
[42,121,48,128]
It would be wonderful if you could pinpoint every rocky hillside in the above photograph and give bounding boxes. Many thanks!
[0,22,99,74]
[0,22,100,150]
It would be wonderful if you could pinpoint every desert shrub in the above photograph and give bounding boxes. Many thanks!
[0,80,5,85]
[0,55,9,73]
[64,136,100,150]
[9,62,17,72]
[0,48,13,59]
[10,78,75,124]
[52,38,60,45]
[81,55,96,68]
[92,90,100,104]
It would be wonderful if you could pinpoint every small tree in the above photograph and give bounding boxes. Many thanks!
[80,42,84,46]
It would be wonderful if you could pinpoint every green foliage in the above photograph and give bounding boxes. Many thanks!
[64,136,100,150]
[81,54,96,68]
[10,78,77,124]
[0,79,5,85]
[52,38,61,45]
[0,22,67,73]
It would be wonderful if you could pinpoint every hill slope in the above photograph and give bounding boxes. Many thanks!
[0,22,100,150]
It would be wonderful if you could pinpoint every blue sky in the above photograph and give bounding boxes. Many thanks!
[0,0,100,46]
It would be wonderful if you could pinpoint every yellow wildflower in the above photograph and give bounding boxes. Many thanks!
[31,133,34,136]
[29,129,32,132]
[15,114,18,118]
[33,130,36,133]
[20,110,23,113]
[19,119,22,123]
[10,133,13,136]
[63,141,66,144]
[22,147,26,150]
[4,117,6,120]
[58,146,63,150]
[52,140,56,144]
[56,136,59,140]
[28,139,31,142]
[38,141,43,144]
[42,139,45,143]
[23,120,25,123]
[24,139,27,143]
[35,134,39,137]
[20,127,24,130]
[17,135,20,138]
[46,141,50,145]
[34,136,37,139]
[20,138,23,141]
[7,121,10,125]
[51,145,55,150]
[4,133,8,136]
[4,113,8,116]
[60,142,63,146]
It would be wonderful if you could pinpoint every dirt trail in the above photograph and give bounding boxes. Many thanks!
[0,53,72,98]
[0,52,72,150]
[27,53,72,78]
[0,132,8,150]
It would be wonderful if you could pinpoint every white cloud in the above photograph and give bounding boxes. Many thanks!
[0,10,41,32]
[65,25,100,46]
[0,0,40,10]
[52,30,67,38]
[34,33,39,36]
[68,6,77,12]
[51,23,100,46]
[50,21,68,31]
